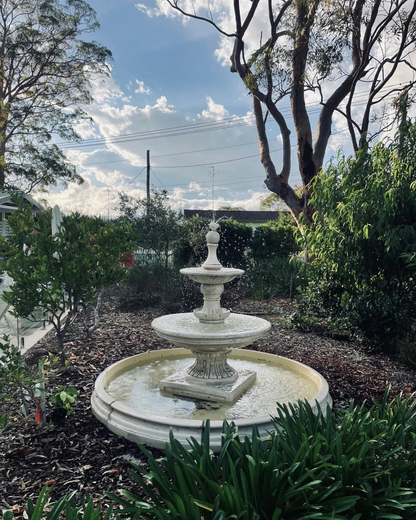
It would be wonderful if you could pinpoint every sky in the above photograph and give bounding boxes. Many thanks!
[38,0,416,217]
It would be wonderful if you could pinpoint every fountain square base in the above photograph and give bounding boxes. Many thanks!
[160,368,256,403]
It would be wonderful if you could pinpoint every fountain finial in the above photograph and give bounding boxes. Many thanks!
[201,221,222,271]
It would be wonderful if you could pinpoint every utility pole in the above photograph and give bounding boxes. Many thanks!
[146,150,150,214]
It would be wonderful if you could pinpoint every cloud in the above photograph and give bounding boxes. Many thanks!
[198,96,229,120]
[40,69,285,216]
[135,79,151,95]
[89,66,124,103]
[74,121,98,140]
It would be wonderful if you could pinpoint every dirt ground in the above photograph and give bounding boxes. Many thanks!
[1,296,415,512]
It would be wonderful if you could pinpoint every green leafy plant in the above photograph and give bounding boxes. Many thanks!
[0,198,137,364]
[109,391,416,519]
[1,485,121,520]
[50,386,78,415]
[243,256,304,300]
[0,335,44,428]
[250,216,300,263]
[174,216,253,269]
[120,188,183,272]
[300,111,416,350]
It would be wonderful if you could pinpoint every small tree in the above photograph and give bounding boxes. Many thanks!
[0,200,136,364]
[120,188,182,271]
[217,206,246,211]
[259,193,286,212]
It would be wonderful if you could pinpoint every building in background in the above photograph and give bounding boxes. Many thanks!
[0,191,43,237]
[183,209,284,228]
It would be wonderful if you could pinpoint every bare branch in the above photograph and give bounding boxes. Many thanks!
[166,0,237,38]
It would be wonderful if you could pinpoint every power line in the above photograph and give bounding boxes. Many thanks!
[82,140,263,167]
[148,126,349,180]
[53,82,407,152]
[150,167,167,191]
[97,166,146,215]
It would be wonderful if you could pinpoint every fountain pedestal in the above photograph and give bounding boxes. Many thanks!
[153,312,269,402]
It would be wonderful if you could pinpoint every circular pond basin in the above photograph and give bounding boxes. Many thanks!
[91,348,332,451]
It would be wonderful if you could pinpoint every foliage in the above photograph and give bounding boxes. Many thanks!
[118,262,185,313]
[50,386,78,415]
[1,485,121,520]
[217,206,246,211]
[0,335,44,427]
[108,391,416,519]
[243,257,303,300]
[174,216,253,269]
[120,189,182,270]
[300,115,416,350]
[259,193,285,211]
[0,0,111,191]
[0,198,136,363]
[250,216,299,263]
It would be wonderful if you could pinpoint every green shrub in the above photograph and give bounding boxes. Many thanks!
[1,485,121,520]
[118,262,185,312]
[174,216,253,269]
[300,113,416,350]
[108,391,416,519]
[0,198,136,364]
[250,216,300,263]
[243,256,302,299]
[120,189,183,270]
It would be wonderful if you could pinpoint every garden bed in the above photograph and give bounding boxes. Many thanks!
[1,296,415,511]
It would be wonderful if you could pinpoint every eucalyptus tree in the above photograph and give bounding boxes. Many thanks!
[166,0,416,223]
[0,0,111,191]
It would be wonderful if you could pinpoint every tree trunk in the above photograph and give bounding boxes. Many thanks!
[86,289,103,338]
[252,95,303,224]
[58,333,66,366]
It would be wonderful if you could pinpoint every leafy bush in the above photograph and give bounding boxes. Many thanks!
[1,485,120,520]
[118,262,186,312]
[250,215,300,263]
[0,336,44,427]
[120,189,183,270]
[0,198,136,364]
[109,392,416,520]
[243,256,302,299]
[20,392,416,519]
[174,216,253,269]
[300,113,416,350]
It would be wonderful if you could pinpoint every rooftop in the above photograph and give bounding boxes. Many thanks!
[183,209,283,222]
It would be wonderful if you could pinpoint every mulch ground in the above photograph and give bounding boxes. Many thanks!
[1,296,415,512]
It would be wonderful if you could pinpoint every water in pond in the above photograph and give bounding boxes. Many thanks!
[107,355,319,421]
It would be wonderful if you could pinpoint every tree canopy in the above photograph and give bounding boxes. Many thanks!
[166,0,416,224]
[0,0,111,191]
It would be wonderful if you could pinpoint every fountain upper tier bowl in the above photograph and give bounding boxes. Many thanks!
[180,267,244,285]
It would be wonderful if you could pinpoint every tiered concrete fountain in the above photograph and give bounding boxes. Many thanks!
[92,223,331,451]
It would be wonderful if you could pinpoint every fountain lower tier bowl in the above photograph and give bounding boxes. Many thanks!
[151,312,272,350]
[91,348,332,452]
[151,313,272,402]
